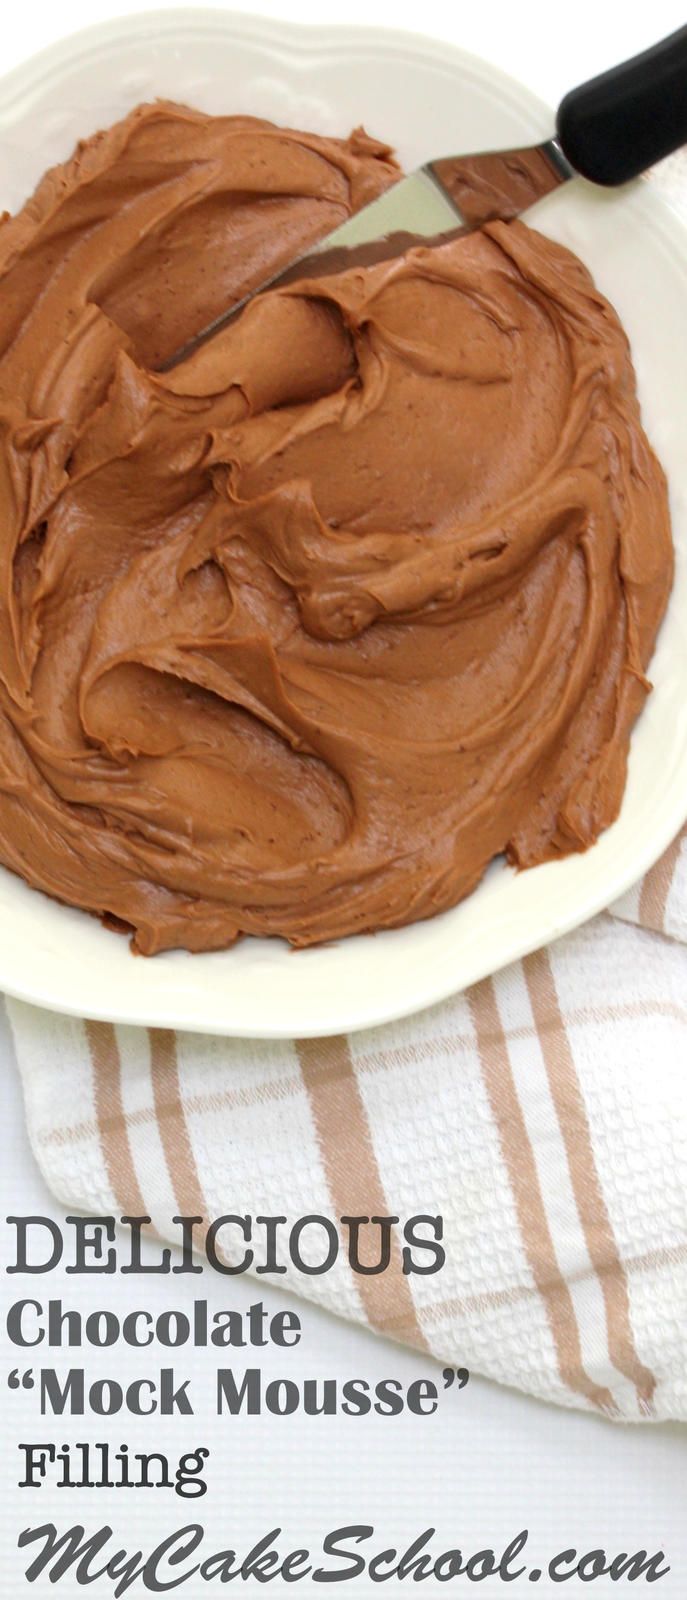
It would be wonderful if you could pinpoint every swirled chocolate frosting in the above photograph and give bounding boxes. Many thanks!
[0,103,672,952]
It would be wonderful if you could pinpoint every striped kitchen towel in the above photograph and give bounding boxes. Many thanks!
[7,823,687,1423]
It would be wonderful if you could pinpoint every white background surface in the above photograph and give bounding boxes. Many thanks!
[1,0,686,1593]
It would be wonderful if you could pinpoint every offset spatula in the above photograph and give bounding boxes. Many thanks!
[165,25,687,368]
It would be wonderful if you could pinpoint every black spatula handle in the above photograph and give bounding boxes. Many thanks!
[556,25,687,185]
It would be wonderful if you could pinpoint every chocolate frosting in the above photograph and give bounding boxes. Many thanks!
[0,103,672,953]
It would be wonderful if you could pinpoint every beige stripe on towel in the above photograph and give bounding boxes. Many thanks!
[148,1028,206,1220]
[85,1019,145,1215]
[468,977,616,1413]
[639,824,686,931]
[524,949,656,1414]
[297,1036,428,1348]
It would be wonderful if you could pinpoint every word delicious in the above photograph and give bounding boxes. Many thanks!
[6,1214,445,1278]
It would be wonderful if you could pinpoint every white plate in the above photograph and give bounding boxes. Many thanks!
[0,8,686,1037]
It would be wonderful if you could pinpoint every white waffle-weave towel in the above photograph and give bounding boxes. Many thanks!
[7,824,687,1423]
